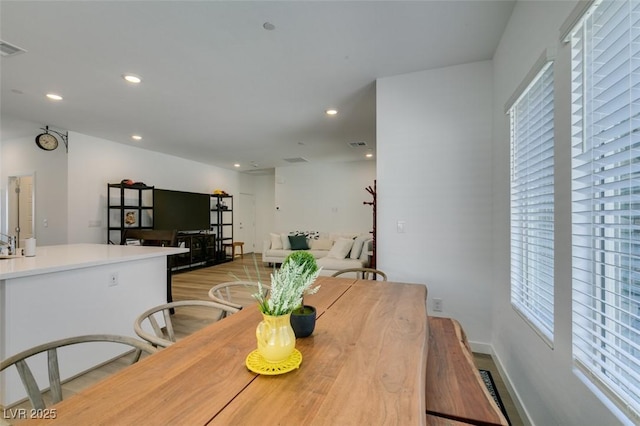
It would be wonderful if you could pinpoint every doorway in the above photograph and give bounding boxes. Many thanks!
[238,193,256,253]
[8,175,34,247]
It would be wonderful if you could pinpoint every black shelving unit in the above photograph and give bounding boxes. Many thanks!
[107,183,154,244]
[211,195,233,262]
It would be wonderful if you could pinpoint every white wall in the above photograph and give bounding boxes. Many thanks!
[377,60,494,346]
[0,117,68,245]
[491,1,625,425]
[273,161,375,235]
[66,132,240,243]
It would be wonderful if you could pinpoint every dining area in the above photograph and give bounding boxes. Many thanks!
[7,275,429,425]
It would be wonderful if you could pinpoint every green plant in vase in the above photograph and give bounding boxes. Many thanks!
[251,251,321,362]
[283,251,320,313]
[253,251,320,316]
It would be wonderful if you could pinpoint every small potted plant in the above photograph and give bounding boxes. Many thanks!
[282,251,321,337]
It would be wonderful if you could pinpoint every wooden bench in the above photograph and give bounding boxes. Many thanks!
[426,316,509,426]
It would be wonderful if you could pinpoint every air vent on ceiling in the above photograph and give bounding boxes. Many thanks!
[0,40,26,57]
[348,141,368,148]
[283,157,309,163]
[244,168,275,175]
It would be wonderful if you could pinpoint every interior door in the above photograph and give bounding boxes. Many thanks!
[238,193,256,253]
[8,175,34,247]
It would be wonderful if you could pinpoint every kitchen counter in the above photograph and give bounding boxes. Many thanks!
[0,243,187,406]
[0,243,186,279]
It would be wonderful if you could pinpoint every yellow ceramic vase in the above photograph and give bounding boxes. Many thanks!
[256,312,296,363]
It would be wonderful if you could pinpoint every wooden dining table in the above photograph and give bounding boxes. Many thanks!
[23,276,428,425]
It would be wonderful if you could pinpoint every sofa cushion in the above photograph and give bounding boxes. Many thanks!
[350,234,370,259]
[270,233,283,250]
[281,233,292,250]
[326,238,354,259]
[311,238,333,250]
[288,235,309,250]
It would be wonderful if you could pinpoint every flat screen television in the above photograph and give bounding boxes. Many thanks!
[153,189,210,233]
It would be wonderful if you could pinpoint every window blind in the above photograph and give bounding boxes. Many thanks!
[570,0,640,420]
[509,62,555,343]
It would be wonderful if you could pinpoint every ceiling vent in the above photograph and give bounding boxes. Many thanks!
[348,141,368,148]
[244,168,275,176]
[0,40,26,57]
[283,157,309,164]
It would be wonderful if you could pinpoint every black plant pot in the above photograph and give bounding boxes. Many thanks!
[290,305,317,338]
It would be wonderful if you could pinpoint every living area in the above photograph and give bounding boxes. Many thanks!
[4,1,634,423]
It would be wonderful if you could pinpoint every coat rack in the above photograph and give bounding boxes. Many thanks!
[363,180,377,269]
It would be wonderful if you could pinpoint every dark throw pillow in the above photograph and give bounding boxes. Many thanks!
[288,235,309,250]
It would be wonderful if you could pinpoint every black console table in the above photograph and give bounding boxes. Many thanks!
[172,232,216,271]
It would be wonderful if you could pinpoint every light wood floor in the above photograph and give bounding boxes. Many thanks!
[3,254,524,425]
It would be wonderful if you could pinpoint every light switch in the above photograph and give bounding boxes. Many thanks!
[397,221,405,233]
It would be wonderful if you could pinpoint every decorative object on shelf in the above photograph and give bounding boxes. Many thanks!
[249,253,320,365]
[35,125,68,152]
[125,211,136,225]
[212,189,230,196]
[120,179,148,188]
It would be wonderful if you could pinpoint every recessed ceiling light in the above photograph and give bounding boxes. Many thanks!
[234,163,241,168]
[123,74,142,84]
[366,152,373,158]
[46,93,63,101]
[131,135,142,141]
[325,109,338,116]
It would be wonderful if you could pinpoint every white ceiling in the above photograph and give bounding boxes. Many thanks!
[0,1,514,173]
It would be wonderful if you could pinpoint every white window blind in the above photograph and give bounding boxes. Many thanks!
[509,62,555,343]
[570,0,640,420]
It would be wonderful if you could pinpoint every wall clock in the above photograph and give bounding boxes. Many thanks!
[35,133,59,151]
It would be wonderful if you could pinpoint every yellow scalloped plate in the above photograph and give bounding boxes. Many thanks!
[245,349,302,375]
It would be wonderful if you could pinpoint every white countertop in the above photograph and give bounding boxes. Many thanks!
[0,243,188,280]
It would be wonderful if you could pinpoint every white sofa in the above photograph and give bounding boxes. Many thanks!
[262,232,373,276]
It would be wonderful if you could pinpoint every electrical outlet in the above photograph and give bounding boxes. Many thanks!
[433,298,443,312]
[109,272,119,287]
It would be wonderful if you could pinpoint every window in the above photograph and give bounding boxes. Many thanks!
[508,60,555,343]
[569,0,640,420]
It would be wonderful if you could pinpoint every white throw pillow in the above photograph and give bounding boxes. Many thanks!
[349,234,369,259]
[270,233,283,250]
[311,238,334,250]
[281,233,292,250]
[326,238,354,259]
